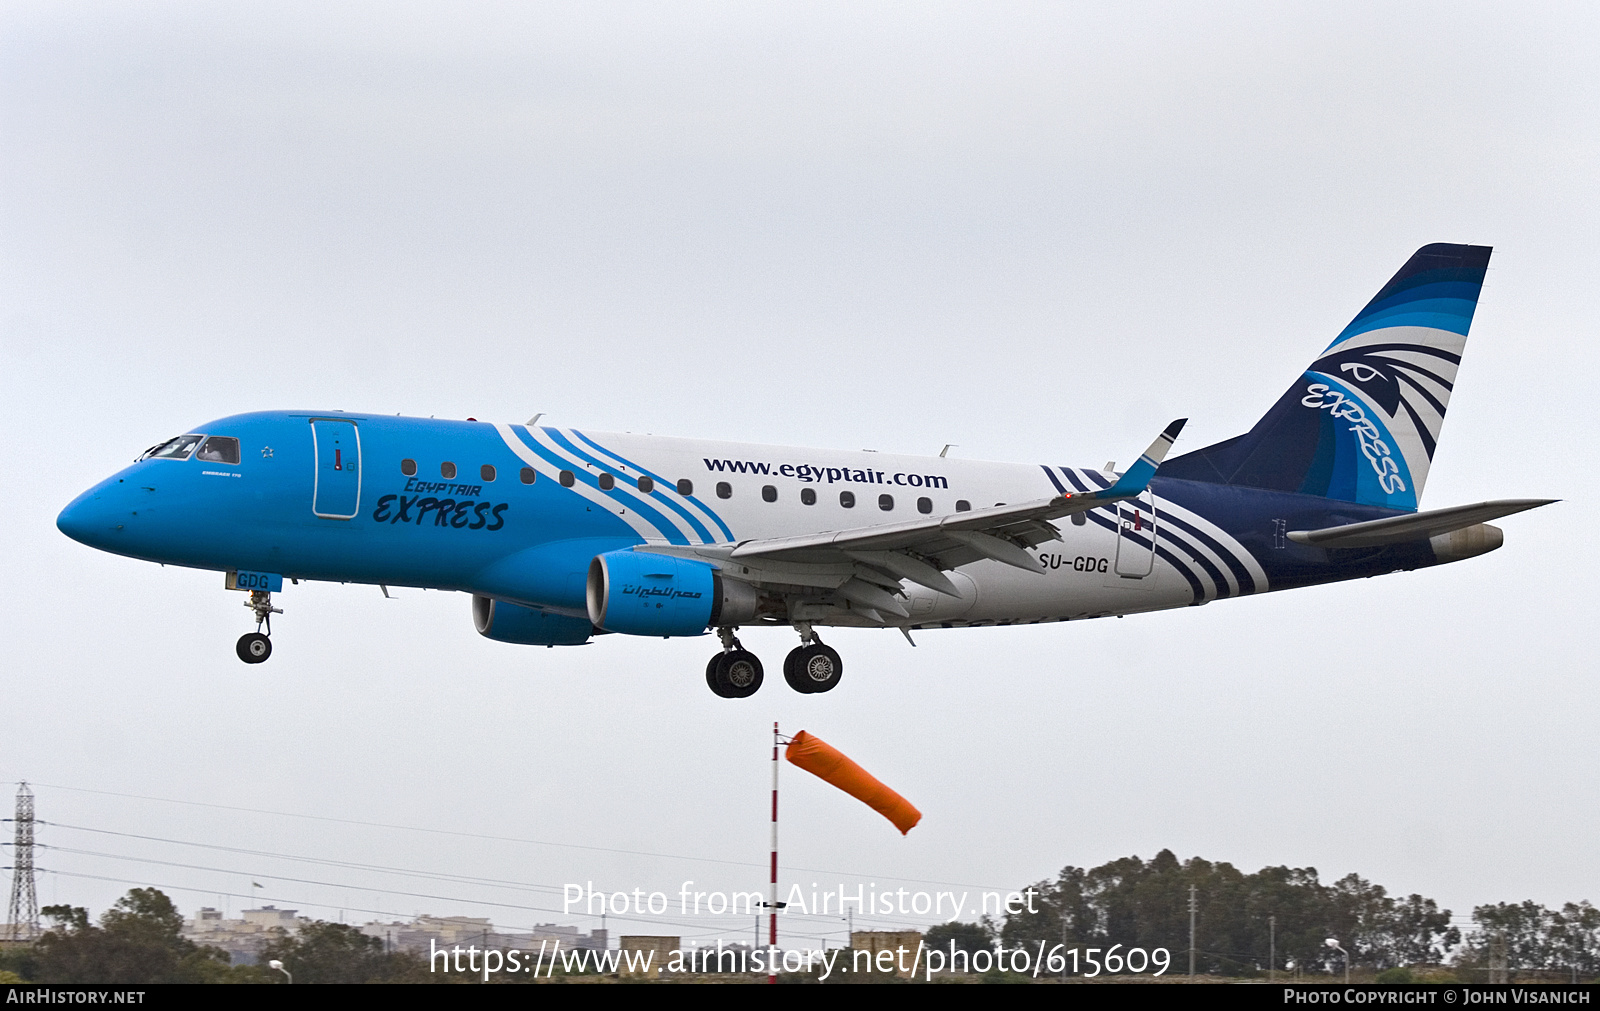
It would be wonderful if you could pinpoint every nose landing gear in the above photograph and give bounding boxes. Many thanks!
[236,590,282,664]
[237,633,271,663]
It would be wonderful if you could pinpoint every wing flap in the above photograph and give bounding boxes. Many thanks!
[844,550,962,597]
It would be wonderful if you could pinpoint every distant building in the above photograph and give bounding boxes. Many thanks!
[183,906,615,965]
[182,906,307,965]
[850,930,925,978]
[619,936,679,977]
[240,906,300,932]
[355,915,607,955]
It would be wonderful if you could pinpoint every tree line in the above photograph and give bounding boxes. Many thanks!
[950,849,1596,979]
[1453,901,1600,980]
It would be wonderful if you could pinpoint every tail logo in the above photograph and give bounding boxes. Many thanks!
[1158,244,1488,511]
[1311,342,1459,460]
[1300,381,1407,495]
[1338,362,1382,384]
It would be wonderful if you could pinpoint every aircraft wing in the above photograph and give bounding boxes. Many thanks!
[730,418,1185,569]
[1286,498,1556,549]
[638,420,1185,617]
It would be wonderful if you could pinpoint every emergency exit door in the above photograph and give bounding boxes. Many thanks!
[311,419,362,519]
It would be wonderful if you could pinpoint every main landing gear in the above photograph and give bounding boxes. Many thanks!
[236,590,281,664]
[783,625,843,695]
[703,624,844,698]
[706,627,763,698]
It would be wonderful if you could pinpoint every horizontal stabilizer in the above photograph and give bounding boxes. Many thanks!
[1287,499,1555,549]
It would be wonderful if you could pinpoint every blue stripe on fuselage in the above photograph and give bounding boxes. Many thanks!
[507,427,691,546]
[568,430,730,543]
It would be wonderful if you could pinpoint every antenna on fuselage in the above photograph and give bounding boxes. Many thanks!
[939,444,956,458]
[526,413,544,427]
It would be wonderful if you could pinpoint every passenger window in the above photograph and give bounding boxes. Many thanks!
[956,500,971,512]
[762,485,777,502]
[480,464,496,482]
[520,467,536,484]
[139,434,203,461]
[559,470,575,487]
[917,497,932,514]
[401,458,417,477]
[839,491,855,508]
[716,482,732,499]
[638,476,654,493]
[598,473,615,491]
[196,437,240,465]
[677,479,693,496]
[801,488,816,506]
[441,462,457,479]
[879,494,894,511]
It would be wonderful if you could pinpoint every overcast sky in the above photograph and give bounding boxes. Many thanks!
[2,2,1596,948]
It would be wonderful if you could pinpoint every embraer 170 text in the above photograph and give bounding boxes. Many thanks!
[58,244,1552,697]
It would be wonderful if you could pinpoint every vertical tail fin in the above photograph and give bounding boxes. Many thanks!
[1162,243,1492,510]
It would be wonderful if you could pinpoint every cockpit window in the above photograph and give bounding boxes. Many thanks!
[139,434,204,461]
[196,436,241,465]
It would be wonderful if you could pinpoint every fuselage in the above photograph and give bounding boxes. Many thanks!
[57,410,1455,634]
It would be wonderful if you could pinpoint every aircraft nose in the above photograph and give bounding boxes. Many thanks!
[57,485,127,548]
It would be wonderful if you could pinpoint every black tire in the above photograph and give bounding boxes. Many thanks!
[783,647,815,694]
[797,644,843,693]
[706,654,733,698]
[237,632,272,664]
[713,649,763,698]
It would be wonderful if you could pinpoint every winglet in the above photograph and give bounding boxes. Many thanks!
[1097,419,1186,499]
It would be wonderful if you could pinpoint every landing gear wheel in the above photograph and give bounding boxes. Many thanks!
[712,649,764,698]
[783,647,812,693]
[236,632,272,664]
[707,653,733,698]
[785,643,842,693]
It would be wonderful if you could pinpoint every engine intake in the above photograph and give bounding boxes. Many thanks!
[587,550,759,636]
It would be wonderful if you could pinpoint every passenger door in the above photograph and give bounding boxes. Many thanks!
[1112,494,1157,578]
[311,419,362,519]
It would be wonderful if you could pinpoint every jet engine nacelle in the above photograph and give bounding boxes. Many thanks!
[587,550,759,636]
[472,595,595,646]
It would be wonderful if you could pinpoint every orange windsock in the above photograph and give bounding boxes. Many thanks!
[785,730,922,835]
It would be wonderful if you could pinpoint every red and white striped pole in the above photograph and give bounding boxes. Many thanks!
[769,720,779,984]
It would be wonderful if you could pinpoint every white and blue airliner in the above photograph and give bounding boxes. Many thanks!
[57,244,1551,697]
